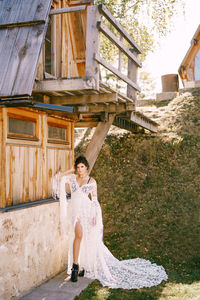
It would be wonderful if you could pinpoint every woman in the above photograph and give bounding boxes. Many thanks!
[52,156,168,289]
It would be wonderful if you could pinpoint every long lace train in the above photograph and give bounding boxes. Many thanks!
[52,173,168,289]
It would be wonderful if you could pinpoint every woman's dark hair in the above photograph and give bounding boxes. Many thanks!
[75,156,89,170]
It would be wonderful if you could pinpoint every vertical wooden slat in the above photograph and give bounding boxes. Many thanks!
[0,109,6,208]
[41,114,48,199]
[0,110,2,207]
[24,146,29,202]
[71,122,74,167]
[52,13,57,77]
[127,49,138,101]
[85,5,100,89]
[67,13,79,77]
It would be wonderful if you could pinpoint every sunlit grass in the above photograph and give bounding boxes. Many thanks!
[159,282,200,300]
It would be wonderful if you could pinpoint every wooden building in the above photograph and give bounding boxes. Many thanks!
[179,24,200,88]
[0,1,158,298]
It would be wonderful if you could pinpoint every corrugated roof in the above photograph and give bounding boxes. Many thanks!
[0,0,53,98]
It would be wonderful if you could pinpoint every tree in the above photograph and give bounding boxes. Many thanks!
[95,0,184,98]
[95,0,185,61]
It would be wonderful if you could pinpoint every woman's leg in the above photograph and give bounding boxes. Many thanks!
[73,219,83,264]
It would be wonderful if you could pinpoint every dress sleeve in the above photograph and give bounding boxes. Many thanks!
[90,180,101,218]
[52,173,72,200]
[52,173,73,235]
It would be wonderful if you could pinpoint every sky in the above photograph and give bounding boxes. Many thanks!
[144,0,200,93]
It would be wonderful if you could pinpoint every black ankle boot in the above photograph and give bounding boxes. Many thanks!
[78,268,85,277]
[71,263,79,282]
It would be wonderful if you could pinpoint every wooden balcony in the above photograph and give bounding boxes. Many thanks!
[32,4,158,133]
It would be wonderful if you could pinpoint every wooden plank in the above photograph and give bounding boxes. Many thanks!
[127,49,138,101]
[85,5,100,90]
[66,12,79,77]
[0,0,52,97]
[85,114,115,173]
[41,114,48,199]
[129,112,158,133]
[75,103,135,114]
[0,20,45,29]
[98,4,142,54]
[69,0,94,4]
[0,27,19,93]
[0,109,6,208]
[97,22,142,67]
[6,145,13,206]
[0,0,52,25]
[75,121,98,127]
[0,23,47,96]
[70,11,86,64]
[0,110,2,207]
[12,146,20,205]
[33,78,93,92]
[50,92,118,104]
[51,13,57,77]
[49,5,86,15]
[0,0,24,25]
[95,54,141,92]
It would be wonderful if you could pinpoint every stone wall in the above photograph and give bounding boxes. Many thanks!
[0,202,69,300]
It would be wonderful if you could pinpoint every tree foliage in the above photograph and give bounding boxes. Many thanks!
[95,0,185,60]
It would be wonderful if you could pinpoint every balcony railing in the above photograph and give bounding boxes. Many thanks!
[34,4,142,101]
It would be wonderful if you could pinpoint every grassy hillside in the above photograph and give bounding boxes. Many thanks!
[75,91,200,300]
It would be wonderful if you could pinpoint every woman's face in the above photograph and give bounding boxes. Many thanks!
[76,163,88,176]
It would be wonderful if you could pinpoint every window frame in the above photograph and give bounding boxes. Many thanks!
[47,118,71,146]
[7,112,39,141]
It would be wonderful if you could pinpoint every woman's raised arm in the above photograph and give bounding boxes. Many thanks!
[59,166,75,178]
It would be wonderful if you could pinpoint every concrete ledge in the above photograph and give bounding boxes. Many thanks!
[156,92,178,102]
[19,271,93,300]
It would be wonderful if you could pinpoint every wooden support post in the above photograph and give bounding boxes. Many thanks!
[85,114,115,173]
[85,6,100,90]
[127,49,139,101]
[0,108,6,208]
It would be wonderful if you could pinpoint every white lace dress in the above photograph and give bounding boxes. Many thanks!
[52,173,168,289]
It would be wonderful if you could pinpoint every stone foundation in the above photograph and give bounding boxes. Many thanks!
[0,202,68,300]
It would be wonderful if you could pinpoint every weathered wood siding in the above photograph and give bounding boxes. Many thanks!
[37,0,88,80]
[0,107,74,208]
[0,0,52,97]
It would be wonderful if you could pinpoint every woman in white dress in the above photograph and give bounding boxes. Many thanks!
[53,156,168,288]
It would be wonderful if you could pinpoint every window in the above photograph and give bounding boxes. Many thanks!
[7,114,38,140]
[48,123,69,144]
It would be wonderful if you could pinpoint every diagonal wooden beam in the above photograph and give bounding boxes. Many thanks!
[98,4,142,53]
[85,114,115,173]
[97,22,142,67]
[50,92,118,105]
